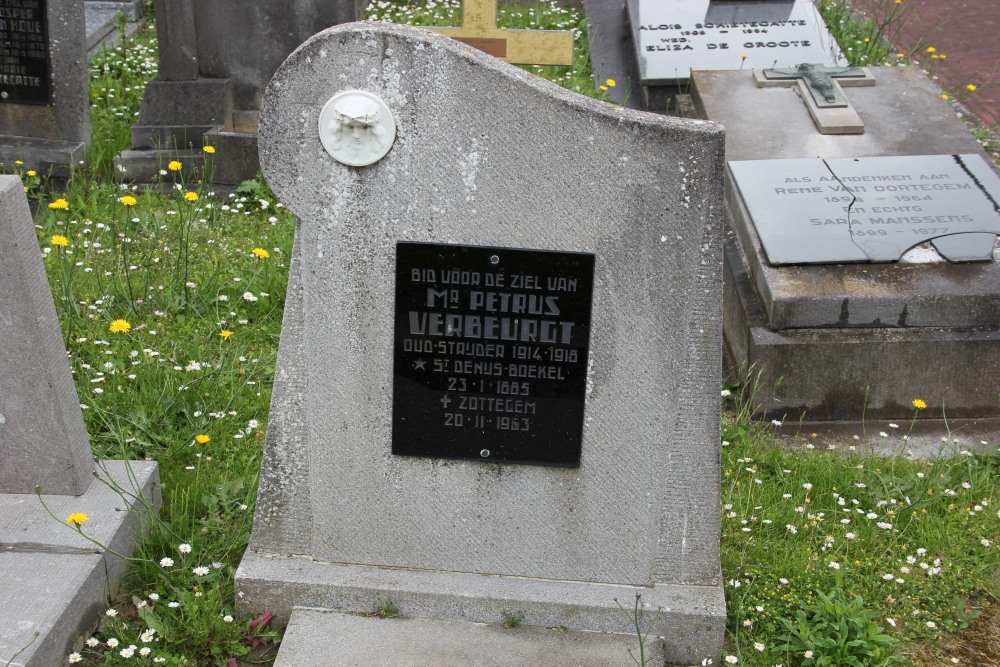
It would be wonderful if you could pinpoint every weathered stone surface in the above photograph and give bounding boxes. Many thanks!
[0,176,94,495]
[238,21,726,665]
[692,66,990,161]
[273,610,666,667]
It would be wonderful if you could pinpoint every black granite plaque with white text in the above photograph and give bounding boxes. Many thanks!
[0,0,51,104]
[392,242,595,466]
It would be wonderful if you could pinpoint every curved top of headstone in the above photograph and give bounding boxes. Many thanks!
[259,21,723,227]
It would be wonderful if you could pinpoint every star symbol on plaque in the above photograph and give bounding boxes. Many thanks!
[413,358,427,370]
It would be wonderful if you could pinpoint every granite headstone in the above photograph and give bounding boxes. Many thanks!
[0,0,89,175]
[236,21,727,666]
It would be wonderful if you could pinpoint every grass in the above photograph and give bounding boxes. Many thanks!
[3,2,997,666]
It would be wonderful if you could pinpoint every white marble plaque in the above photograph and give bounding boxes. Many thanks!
[729,154,1000,265]
[628,0,844,84]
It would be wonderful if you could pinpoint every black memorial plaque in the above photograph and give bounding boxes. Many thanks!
[0,0,51,105]
[392,242,595,467]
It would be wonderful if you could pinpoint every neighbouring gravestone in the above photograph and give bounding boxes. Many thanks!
[115,0,358,185]
[236,21,727,666]
[0,0,89,176]
[0,175,161,666]
[692,66,1000,421]
[0,175,93,496]
[626,0,843,85]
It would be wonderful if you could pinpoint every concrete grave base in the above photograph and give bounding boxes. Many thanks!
[0,461,160,667]
[237,552,724,665]
[272,608,667,667]
[723,228,1000,421]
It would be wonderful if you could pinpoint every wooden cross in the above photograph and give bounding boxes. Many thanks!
[755,63,875,135]
[426,0,574,66]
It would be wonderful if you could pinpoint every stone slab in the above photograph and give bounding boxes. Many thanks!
[84,6,120,50]
[0,175,94,496]
[0,460,160,667]
[626,0,844,84]
[724,163,1000,330]
[241,20,726,665]
[728,154,1000,265]
[273,609,666,667]
[0,552,106,667]
[0,460,160,551]
[694,67,1000,331]
[691,66,991,161]
[237,552,723,666]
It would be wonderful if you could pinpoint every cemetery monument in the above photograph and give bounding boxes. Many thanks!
[619,0,844,110]
[692,65,1000,421]
[116,0,359,185]
[236,20,727,666]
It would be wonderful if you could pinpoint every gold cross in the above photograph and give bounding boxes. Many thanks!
[427,0,573,66]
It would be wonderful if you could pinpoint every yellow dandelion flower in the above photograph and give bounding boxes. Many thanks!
[897,53,905,58]
[863,37,870,43]
[941,93,949,100]
[14,160,22,165]
[912,398,927,410]
[967,84,977,92]
[48,198,69,210]
[219,329,233,340]
[195,434,211,444]
[184,191,199,202]
[66,512,89,525]
[23,186,28,192]
[605,78,616,88]
[252,247,270,259]
[120,195,137,206]
[109,319,132,334]
[50,234,69,247]
[168,160,183,172]
[26,170,36,177]
[931,55,939,60]
[202,145,216,154]
[926,47,936,53]
[940,54,946,59]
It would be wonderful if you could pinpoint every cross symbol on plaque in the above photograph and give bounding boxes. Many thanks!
[755,63,876,135]
[426,0,574,66]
